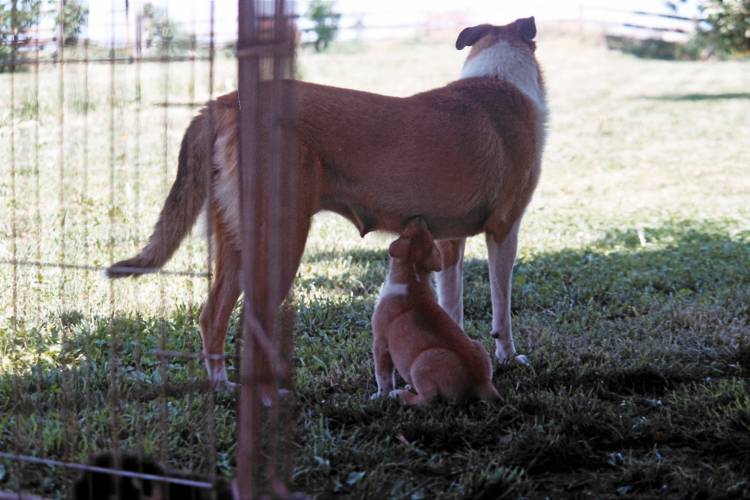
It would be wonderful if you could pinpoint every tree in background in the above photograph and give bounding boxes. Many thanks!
[141,2,193,56]
[306,0,340,52]
[56,0,88,46]
[698,0,750,55]
[0,0,42,72]
[1,0,88,71]
[142,2,175,54]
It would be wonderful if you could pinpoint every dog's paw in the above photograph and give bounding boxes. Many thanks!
[388,389,402,400]
[370,391,386,400]
[495,349,532,368]
[514,354,531,367]
[210,376,238,392]
[207,365,238,391]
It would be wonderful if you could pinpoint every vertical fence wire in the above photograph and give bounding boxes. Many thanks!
[56,0,74,463]
[57,0,65,306]
[181,1,199,481]
[266,0,294,493]
[236,0,262,492]
[107,0,123,491]
[80,12,96,479]
[186,0,197,307]
[8,0,21,492]
[33,0,41,285]
[236,0,297,497]
[131,0,147,475]
[157,1,171,470]
[204,0,219,489]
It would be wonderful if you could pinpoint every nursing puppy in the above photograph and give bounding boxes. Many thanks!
[371,219,500,405]
[106,17,546,390]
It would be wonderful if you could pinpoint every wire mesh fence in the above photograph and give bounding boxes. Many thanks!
[1,0,298,497]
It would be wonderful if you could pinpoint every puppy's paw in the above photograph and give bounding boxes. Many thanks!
[388,389,402,400]
[370,391,387,400]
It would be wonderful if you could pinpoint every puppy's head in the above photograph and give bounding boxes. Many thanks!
[388,218,442,274]
[455,16,537,55]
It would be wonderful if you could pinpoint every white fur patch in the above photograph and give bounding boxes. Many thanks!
[460,40,547,114]
[379,280,407,299]
[213,130,240,237]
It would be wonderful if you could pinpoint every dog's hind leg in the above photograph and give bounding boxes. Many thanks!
[241,167,315,404]
[199,215,241,390]
[435,238,466,327]
[486,220,530,366]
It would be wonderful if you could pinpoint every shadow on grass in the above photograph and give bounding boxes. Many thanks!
[2,220,749,498]
[0,305,238,496]
[296,220,750,497]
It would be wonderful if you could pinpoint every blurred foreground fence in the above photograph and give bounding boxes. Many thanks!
[1,0,298,498]
[579,3,703,43]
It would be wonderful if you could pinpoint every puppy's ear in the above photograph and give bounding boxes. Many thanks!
[388,237,410,260]
[425,244,443,273]
[517,16,536,42]
[455,24,492,50]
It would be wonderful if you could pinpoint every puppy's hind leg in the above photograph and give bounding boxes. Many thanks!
[389,387,435,406]
[392,354,445,405]
[475,381,501,401]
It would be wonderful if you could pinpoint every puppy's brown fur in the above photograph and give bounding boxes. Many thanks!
[371,219,500,405]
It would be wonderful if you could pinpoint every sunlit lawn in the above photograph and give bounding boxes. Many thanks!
[1,29,749,498]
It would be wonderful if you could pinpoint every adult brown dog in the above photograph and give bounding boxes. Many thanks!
[107,17,547,389]
[372,218,500,405]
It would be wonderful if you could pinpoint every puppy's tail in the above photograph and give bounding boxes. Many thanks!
[106,108,215,278]
[475,381,501,401]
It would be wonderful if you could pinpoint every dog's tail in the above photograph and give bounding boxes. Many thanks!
[106,109,215,278]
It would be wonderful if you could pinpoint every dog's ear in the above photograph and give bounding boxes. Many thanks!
[517,17,536,42]
[388,237,410,261]
[455,24,492,50]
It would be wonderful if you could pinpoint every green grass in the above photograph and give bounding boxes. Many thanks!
[1,31,750,498]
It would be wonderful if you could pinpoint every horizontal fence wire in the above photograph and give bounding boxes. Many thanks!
[0,259,210,278]
[0,453,213,490]
[7,55,218,66]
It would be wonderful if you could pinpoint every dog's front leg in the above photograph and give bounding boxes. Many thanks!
[486,221,529,366]
[371,337,394,399]
[435,238,466,327]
